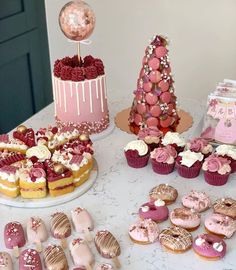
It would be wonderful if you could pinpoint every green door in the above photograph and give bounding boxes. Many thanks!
[0,0,52,133]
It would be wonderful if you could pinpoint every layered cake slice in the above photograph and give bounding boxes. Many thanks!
[0,150,25,168]
[53,55,109,134]
[44,160,74,196]
[0,165,20,198]
[13,125,36,148]
[19,164,47,199]
[0,134,28,154]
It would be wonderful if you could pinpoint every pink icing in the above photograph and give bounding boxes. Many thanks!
[193,234,226,258]
[182,190,211,212]
[4,222,26,249]
[170,208,201,229]
[151,145,177,164]
[202,154,231,174]
[139,201,169,222]
[129,219,160,243]
[205,213,236,238]
[187,137,212,154]
[138,126,162,140]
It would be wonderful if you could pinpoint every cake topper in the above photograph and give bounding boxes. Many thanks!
[59,0,96,61]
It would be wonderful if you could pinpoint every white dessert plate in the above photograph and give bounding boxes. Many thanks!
[0,160,98,208]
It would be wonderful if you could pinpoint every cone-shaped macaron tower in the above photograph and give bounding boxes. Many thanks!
[129,35,180,134]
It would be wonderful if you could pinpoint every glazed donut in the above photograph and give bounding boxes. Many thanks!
[139,199,169,222]
[149,184,178,205]
[159,226,192,253]
[205,213,236,238]
[182,190,211,212]
[213,198,236,219]
[193,234,226,260]
[129,219,160,244]
[170,208,201,231]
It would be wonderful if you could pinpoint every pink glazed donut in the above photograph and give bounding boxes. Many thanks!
[193,234,226,260]
[139,199,169,222]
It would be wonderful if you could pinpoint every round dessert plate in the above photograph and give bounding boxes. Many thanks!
[0,160,98,208]
[90,118,115,141]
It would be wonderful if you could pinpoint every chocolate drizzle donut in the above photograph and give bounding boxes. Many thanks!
[213,198,236,219]
[149,184,178,204]
[159,226,192,252]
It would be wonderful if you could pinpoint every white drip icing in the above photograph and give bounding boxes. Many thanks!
[82,82,85,102]
[70,81,73,97]
[96,79,99,99]
[63,81,67,112]
[89,80,93,113]
[55,78,59,104]
[59,81,62,107]
[104,76,107,99]
[100,77,104,112]
[76,83,80,116]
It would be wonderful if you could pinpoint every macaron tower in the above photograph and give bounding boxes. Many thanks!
[129,35,179,134]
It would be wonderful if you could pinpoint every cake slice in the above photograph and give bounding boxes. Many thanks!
[36,126,58,145]
[44,160,74,196]
[19,166,47,199]
[0,134,28,154]
[0,165,20,198]
[0,150,25,168]
[13,125,36,148]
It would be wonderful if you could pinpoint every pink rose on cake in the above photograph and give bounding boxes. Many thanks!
[138,126,163,151]
[202,154,231,186]
[186,137,213,157]
[150,145,177,174]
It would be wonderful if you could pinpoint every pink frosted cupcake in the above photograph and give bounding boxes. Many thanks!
[124,140,149,168]
[202,154,231,186]
[176,150,204,178]
[161,131,186,153]
[138,126,163,151]
[215,144,236,173]
[186,137,213,158]
[150,145,177,174]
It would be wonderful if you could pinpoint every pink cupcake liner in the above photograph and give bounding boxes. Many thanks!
[151,159,175,175]
[230,160,236,173]
[204,171,229,186]
[125,151,150,168]
[176,163,201,178]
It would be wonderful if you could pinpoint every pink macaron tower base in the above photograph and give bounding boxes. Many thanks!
[53,74,109,134]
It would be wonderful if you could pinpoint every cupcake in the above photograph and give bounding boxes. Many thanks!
[124,140,149,168]
[202,154,231,186]
[150,145,177,174]
[176,150,204,178]
[186,137,213,158]
[161,131,185,153]
[138,126,163,151]
[215,144,236,173]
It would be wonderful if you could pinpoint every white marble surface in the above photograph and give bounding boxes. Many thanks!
[1,97,236,270]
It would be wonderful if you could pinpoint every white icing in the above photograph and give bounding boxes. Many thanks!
[76,84,80,116]
[213,242,224,252]
[0,142,27,151]
[162,132,186,147]
[26,145,51,161]
[59,81,62,107]
[0,171,19,183]
[179,150,204,167]
[154,199,165,207]
[124,140,148,156]
[63,81,67,113]
[104,76,107,99]
[100,77,104,112]
[141,206,150,212]
[216,144,236,160]
[96,79,99,98]
[195,237,205,246]
[82,82,85,102]
[89,80,93,113]
[70,81,73,97]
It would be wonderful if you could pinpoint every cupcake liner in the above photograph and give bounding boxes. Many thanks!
[230,160,236,173]
[125,151,150,168]
[204,171,229,186]
[147,143,159,152]
[151,159,175,175]
[176,163,201,179]
[170,144,185,154]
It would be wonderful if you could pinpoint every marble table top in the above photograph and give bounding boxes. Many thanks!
[1,96,236,270]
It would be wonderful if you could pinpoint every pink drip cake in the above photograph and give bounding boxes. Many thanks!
[52,55,109,134]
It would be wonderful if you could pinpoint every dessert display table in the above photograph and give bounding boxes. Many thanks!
[1,96,236,270]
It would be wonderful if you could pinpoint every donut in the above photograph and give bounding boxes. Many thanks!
[129,219,160,244]
[193,234,226,260]
[182,190,211,212]
[213,198,236,219]
[204,213,236,238]
[149,184,178,205]
[159,226,192,253]
[139,199,169,222]
[170,208,201,231]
